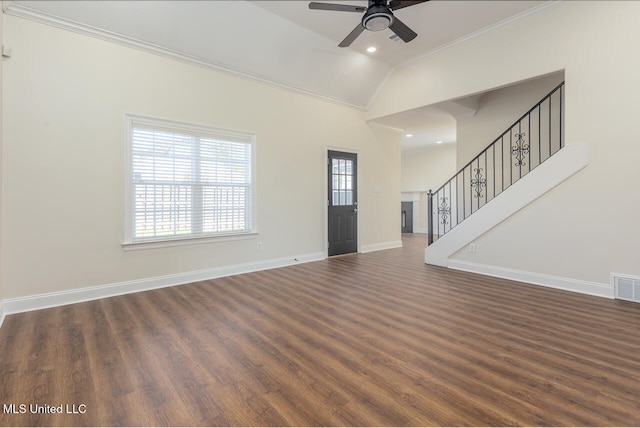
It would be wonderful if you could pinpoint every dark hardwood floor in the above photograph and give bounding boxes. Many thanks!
[1,233,639,426]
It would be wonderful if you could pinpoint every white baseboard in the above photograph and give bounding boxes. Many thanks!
[361,240,403,253]
[411,228,428,234]
[448,260,614,299]
[2,251,325,316]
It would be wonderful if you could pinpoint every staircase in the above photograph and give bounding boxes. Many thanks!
[425,82,587,266]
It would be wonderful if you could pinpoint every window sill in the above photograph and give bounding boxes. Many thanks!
[122,232,259,251]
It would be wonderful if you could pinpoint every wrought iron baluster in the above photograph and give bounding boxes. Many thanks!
[501,136,505,193]
[560,85,564,149]
[509,131,513,186]
[549,96,552,155]
[528,115,531,170]
[462,168,466,220]
[511,132,529,166]
[438,197,450,225]
[448,181,452,228]
[470,168,487,199]
[538,104,542,165]
[484,151,488,206]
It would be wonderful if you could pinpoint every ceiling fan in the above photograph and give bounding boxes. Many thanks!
[309,0,429,47]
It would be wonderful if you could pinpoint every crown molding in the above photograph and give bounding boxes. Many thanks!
[2,0,561,112]
[2,1,367,110]
[400,0,563,69]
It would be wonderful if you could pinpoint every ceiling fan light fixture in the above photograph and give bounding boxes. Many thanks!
[364,13,392,31]
[362,4,393,31]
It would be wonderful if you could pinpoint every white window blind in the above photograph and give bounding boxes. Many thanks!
[126,116,254,244]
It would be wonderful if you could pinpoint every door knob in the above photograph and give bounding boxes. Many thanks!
[353,208,358,213]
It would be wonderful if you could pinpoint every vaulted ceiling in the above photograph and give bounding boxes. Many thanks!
[4,0,550,149]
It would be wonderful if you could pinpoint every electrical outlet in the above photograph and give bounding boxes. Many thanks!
[469,243,476,253]
[256,242,263,251]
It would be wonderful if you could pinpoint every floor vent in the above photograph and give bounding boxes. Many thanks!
[613,274,640,303]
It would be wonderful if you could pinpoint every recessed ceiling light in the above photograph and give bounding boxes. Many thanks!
[367,46,377,53]
[406,133,413,137]
[436,140,443,144]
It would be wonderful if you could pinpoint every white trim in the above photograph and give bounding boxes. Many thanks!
[2,1,559,111]
[123,113,258,247]
[399,1,562,68]
[122,232,259,251]
[449,260,614,299]
[364,3,560,110]
[365,66,397,111]
[361,240,403,253]
[2,1,367,110]
[2,251,325,315]
[425,143,589,266]
[400,192,420,203]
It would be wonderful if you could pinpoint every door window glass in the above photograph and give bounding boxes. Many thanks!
[332,158,354,206]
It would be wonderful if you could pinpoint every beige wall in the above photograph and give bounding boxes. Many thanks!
[1,15,400,300]
[0,11,4,311]
[456,72,565,170]
[401,144,457,193]
[369,1,640,285]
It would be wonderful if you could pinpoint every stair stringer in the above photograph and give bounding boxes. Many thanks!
[425,143,588,266]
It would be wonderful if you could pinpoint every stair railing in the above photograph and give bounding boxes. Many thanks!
[427,82,565,245]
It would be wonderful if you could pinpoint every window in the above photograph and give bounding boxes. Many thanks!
[331,158,354,206]
[124,115,255,246]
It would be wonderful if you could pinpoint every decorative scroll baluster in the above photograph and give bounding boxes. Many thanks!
[470,168,487,199]
[511,132,529,166]
[438,197,450,225]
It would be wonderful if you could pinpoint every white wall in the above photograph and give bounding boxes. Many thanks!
[1,15,400,301]
[369,1,640,286]
[401,145,456,233]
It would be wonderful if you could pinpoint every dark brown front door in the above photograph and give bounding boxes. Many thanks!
[328,151,357,256]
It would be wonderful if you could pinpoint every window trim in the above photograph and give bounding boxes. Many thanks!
[122,114,257,249]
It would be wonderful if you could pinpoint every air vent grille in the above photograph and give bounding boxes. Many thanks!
[613,274,640,303]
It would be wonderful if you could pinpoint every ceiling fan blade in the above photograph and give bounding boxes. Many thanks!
[388,0,429,11]
[309,2,366,13]
[339,23,365,47]
[389,16,418,43]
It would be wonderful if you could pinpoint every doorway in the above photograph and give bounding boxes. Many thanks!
[328,150,358,256]
[401,201,413,233]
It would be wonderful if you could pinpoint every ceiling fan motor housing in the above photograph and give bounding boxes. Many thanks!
[363,3,394,31]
